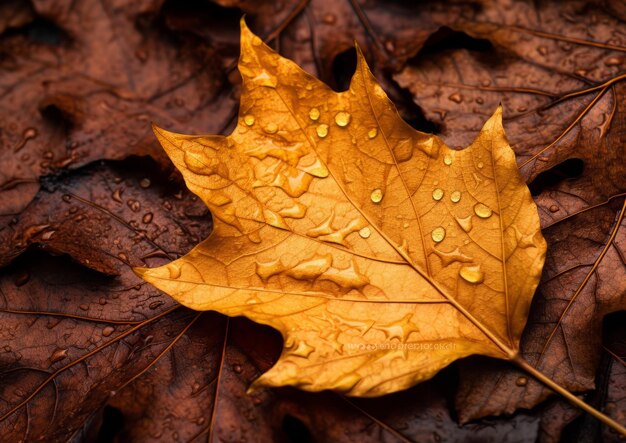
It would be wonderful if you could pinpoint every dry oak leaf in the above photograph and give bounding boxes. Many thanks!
[137,20,547,397]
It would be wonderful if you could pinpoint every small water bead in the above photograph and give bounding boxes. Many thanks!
[368,128,378,139]
[244,115,255,126]
[24,127,38,139]
[456,215,473,233]
[443,154,452,166]
[335,111,351,127]
[264,122,278,134]
[139,178,151,188]
[359,227,371,238]
[316,124,329,138]
[549,205,559,213]
[448,93,463,103]
[459,264,484,284]
[474,203,492,218]
[370,188,383,204]
[516,376,528,387]
[450,191,461,203]
[477,161,484,169]
[309,107,320,121]
[432,188,444,201]
[431,227,446,243]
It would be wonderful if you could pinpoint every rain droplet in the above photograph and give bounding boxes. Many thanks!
[24,127,38,139]
[474,203,492,218]
[359,227,371,238]
[443,154,453,166]
[537,46,548,56]
[191,382,201,394]
[316,124,329,138]
[79,304,89,311]
[516,376,528,386]
[477,161,484,169]
[139,178,151,188]
[432,188,444,201]
[309,107,320,121]
[370,188,383,203]
[112,188,123,203]
[323,13,336,24]
[62,194,72,203]
[50,348,68,363]
[459,264,484,284]
[368,128,378,139]
[448,93,463,103]
[244,115,255,126]
[431,227,446,243]
[264,122,278,134]
[233,364,243,374]
[142,212,153,223]
[149,301,164,310]
[455,215,472,233]
[335,111,351,127]
[549,205,559,213]
[604,56,622,67]
[450,191,461,203]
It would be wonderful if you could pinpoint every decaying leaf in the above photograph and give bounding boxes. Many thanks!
[137,20,547,397]
[392,0,626,422]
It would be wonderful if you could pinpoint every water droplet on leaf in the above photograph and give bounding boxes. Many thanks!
[448,93,463,103]
[264,122,278,134]
[359,227,371,238]
[459,264,484,284]
[474,203,492,218]
[431,227,446,243]
[316,124,329,138]
[244,115,255,126]
[370,188,383,203]
[335,111,351,127]
[309,108,320,121]
[432,188,444,201]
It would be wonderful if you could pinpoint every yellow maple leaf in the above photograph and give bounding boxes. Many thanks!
[136,19,547,397]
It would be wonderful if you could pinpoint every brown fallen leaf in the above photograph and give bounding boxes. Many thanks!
[208,0,476,80]
[2,1,625,440]
[0,0,234,216]
[392,0,626,423]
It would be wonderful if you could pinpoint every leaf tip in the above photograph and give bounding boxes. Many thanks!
[481,104,505,135]
[239,14,251,36]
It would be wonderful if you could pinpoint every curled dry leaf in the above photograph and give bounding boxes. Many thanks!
[137,20,547,397]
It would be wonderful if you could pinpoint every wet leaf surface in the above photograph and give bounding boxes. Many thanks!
[1,0,625,441]
[392,0,626,423]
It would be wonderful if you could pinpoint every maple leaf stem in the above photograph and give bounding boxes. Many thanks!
[512,354,626,436]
